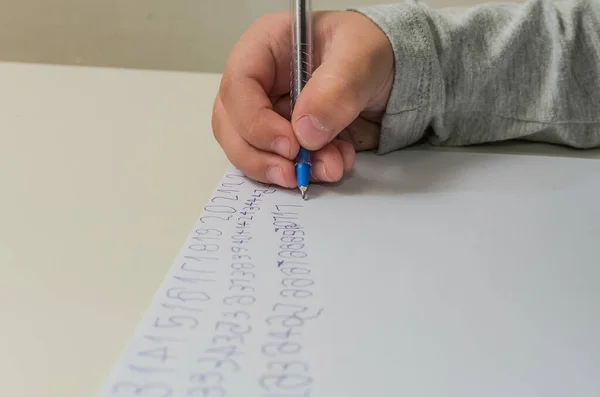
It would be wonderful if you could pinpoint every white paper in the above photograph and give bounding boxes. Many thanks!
[99,150,600,397]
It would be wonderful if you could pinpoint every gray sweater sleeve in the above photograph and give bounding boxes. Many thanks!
[351,0,600,154]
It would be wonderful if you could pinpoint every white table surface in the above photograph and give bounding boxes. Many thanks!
[0,62,230,397]
[0,62,598,397]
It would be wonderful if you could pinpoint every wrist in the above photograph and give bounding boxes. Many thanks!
[349,3,443,153]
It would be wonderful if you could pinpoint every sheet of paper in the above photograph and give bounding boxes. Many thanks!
[99,149,600,397]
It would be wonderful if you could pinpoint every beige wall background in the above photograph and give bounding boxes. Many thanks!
[0,0,495,74]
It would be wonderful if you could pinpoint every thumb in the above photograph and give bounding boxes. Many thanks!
[291,44,379,150]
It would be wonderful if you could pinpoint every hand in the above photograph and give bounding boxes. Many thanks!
[212,10,394,187]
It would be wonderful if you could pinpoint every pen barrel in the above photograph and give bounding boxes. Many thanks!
[295,147,311,165]
[290,0,313,113]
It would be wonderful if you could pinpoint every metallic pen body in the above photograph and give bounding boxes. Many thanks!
[291,0,312,200]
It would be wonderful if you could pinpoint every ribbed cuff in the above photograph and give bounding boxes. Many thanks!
[349,2,443,154]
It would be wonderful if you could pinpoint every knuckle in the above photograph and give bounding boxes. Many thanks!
[252,11,287,29]
[218,72,234,106]
[320,69,364,112]
[211,98,223,143]
[338,75,364,104]
[236,160,268,185]
[222,148,254,180]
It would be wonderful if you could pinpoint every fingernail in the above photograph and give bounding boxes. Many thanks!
[310,161,331,182]
[266,166,286,186]
[272,137,290,158]
[296,115,331,147]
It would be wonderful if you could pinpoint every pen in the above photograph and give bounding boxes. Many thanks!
[291,0,313,200]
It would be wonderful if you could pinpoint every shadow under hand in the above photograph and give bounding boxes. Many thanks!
[319,148,519,198]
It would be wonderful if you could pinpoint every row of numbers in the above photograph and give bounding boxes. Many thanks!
[190,183,276,397]
[110,174,245,397]
[259,205,322,397]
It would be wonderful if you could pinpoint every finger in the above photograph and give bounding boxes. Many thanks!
[218,12,299,160]
[273,95,355,178]
[338,117,381,151]
[276,97,355,176]
[309,143,345,183]
[212,96,296,187]
[273,95,291,120]
[291,12,392,151]
[331,139,356,172]
[290,46,378,150]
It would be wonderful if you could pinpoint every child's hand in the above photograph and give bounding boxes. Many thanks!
[212,10,394,187]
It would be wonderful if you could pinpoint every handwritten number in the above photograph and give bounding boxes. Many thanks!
[266,314,304,329]
[197,357,240,372]
[153,315,199,329]
[282,278,313,288]
[229,282,255,293]
[260,374,312,391]
[268,328,301,340]
[280,243,305,251]
[273,220,301,229]
[280,236,304,243]
[212,333,245,345]
[280,289,312,299]
[211,195,239,203]
[215,321,252,335]
[277,250,307,259]
[189,372,224,385]
[205,205,236,214]
[137,347,173,363]
[144,335,183,344]
[254,188,276,194]
[231,262,254,270]
[205,345,243,360]
[222,295,256,306]
[225,173,245,180]
[279,267,310,277]
[230,246,248,253]
[267,361,309,373]
[230,270,255,280]
[281,230,304,237]
[189,244,219,252]
[261,341,302,357]
[273,304,323,321]
[200,215,231,224]
[195,229,222,237]
[217,187,239,194]
[223,310,250,320]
